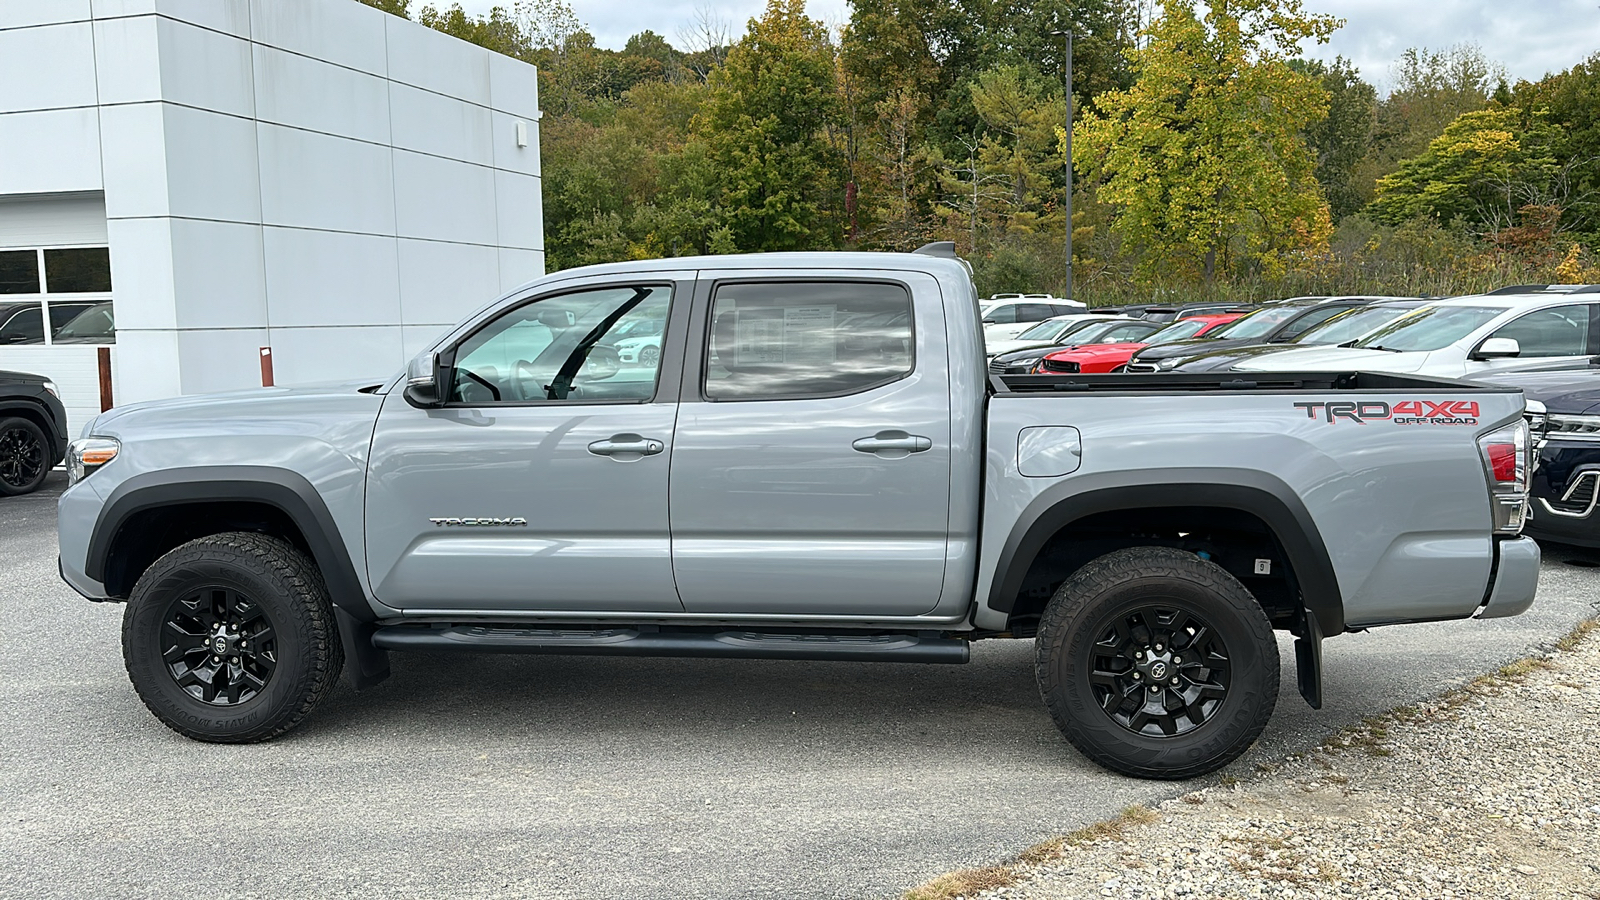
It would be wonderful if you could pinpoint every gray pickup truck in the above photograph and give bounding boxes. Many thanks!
[57,250,1540,779]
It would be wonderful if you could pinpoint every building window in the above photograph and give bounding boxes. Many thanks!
[0,246,114,344]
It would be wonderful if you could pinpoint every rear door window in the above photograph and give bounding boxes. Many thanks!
[1487,305,1591,357]
[704,281,913,401]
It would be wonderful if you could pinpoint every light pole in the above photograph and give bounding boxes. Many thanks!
[1049,29,1073,300]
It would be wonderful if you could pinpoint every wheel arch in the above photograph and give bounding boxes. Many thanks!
[987,473,1344,641]
[87,466,389,688]
[0,399,64,462]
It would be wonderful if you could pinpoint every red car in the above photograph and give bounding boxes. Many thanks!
[1034,314,1244,373]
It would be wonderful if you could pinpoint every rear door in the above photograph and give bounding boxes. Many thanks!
[667,271,953,617]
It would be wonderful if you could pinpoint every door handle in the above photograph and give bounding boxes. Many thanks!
[587,435,665,457]
[852,431,933,455]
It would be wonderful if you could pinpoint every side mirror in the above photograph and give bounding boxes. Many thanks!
[403,351,445,408]
[584,345,622,381]
[981,318,996,325]
[536,308,576,329]
[1473,337,1521,360]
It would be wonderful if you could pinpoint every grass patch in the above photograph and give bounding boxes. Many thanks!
[1555,615,1599,652]
[901,805,1159,900]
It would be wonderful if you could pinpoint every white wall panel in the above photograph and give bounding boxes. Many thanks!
[497,248,544,293]
[90,0,251,38]
[113,328,183,400]
[1,0,90,30]
[0,108,104,195]
[92,15,162,106]
[248,0,386,77]
[489,111,539,176]
[391,150,495,245]
[494,169,542,251]
[0,22,98,113]
[251,45,390,145]
[174,326,267,394]
[98,103,168,217]
[401,323,449,359]
[155,17,254,118]
[169,218,266,328]
[162,104,261,222]
[487,50,539,119]
[268,324,404,384]
[257,123,394,234]
[0,194,108,248]
[103,216,174,329]
[383,15,490,106]
[262,226,400,327]
[396,238,500,326]
[388,82,491,166]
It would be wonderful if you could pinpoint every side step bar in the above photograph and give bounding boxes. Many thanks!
[371,625,971,664]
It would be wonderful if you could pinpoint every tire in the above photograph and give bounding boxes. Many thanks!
[1035,546,1279,779]
[122,532,344,743]
[0,416,49,496]
[639,345,660,367]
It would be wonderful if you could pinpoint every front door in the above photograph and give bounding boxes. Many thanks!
[364,277,690,613]
[667,274,953,617]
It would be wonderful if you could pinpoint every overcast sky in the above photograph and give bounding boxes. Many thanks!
[453,0,1600,91]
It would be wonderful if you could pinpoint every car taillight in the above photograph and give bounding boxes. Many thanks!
[1477,422,1529,535]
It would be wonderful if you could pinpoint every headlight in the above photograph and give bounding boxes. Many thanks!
[1542,412,1600,442]
[42,380,59,398]
[67,438,119,486]
[1156,357,1181,370]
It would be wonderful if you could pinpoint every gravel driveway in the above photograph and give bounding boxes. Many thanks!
[929,620,1600,900]
[4,472,1599,899]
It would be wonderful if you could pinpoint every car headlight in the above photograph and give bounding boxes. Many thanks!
[1156,357,1181,370]
[42,380,59,398]
[67,437,119,486]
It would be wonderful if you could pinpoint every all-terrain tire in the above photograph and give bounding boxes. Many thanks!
[1035,546,1279,779]
[122,532,344,743]
[0,416,50,496]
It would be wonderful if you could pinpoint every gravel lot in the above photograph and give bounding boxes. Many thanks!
[3,472,1599,899]
[936,620,1600,900]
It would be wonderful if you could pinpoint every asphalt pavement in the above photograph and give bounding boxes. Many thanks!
[3,472,1598,899]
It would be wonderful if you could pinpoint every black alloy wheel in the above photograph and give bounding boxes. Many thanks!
[161,586,278,705]
[123,532,343,743]
[1035,546,1279,780]
[0,417,49,496]
[1087,604,1231,737]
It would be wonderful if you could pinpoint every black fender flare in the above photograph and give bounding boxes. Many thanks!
[987,471,1343,708]
[87,466,390,689]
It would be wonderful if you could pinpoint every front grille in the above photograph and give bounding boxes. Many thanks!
[1124,363,1159,374]
[987,359,1008,375]
[1039,359,1080,373]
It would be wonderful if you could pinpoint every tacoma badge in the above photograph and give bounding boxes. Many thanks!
[429,517,529,527]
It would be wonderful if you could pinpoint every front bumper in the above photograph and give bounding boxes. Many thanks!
[1476,536,1540,619]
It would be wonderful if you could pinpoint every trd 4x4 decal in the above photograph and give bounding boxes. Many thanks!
[1293,400,1480,425]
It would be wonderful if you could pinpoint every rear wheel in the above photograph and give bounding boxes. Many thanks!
[1035,547,1279,779]
[122,532,343,742]
[0,416,49,496]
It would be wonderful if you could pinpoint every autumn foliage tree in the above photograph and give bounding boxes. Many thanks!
[1075,0,1337,282]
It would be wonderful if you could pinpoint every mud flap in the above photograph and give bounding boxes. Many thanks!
[1295,609,1323,709]
[335,606,391,690]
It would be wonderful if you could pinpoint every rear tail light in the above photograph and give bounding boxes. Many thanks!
[1477,422,1529,535]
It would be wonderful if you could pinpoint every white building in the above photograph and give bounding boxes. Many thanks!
[0,0,545,434]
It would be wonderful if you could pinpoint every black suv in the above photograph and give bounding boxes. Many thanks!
[1478,362,1600,547]
[0,369,69,495]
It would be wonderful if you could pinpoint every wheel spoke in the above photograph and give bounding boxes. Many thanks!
[160,585,275,707]
[1089,602,1233,739]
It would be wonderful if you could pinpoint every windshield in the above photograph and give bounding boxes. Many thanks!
[1144,319,1210,344]
[1209,306,1301,339]
[1353,306,1502,352]
[1017,317,1086,340]
[1296,305,1414,345]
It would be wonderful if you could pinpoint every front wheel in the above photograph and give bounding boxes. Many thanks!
[122,532,344,742]
[1035,546,1279,779]
[0,416,49,496]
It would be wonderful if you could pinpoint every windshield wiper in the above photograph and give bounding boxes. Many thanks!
[1364,345,1404,353]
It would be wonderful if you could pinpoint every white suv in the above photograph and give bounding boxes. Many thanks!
[980,295,1087,341]
[1233,286,1600,379]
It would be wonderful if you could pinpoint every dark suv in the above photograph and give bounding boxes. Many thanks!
[1478,362,1600,547]
[0,369,69,495]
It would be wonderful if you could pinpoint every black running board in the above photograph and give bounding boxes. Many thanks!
[371,625,970,664]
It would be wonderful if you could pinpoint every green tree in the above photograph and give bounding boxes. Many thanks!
[357,0,410,17]
[1075,0,1338,282]
[1291,57,1376,221]
[417,3,531,58]
[1368,107,1560,231]
[694,0,848,251]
